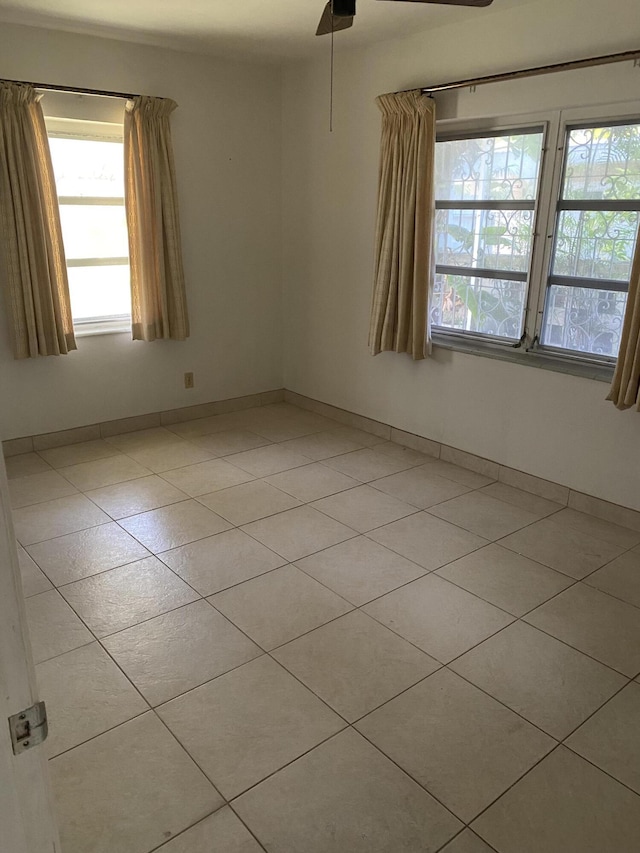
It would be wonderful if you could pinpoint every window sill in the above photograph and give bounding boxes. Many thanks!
[74,319,131,338]
[432,332,615,383]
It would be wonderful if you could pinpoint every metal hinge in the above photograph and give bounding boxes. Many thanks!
[8,701,48,755]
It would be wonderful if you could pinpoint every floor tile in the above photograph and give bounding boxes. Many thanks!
[479,481,563,518]
[322,447,416,482]
[374,441,435,466]
[500,517,625,579]
[551,507,640,548]
[450,621,626,739]
[440,830,495,853]
[18,545,52,596]
[50,713,222,853]
[85,475,188,519]
[330,425,387,447]
[26,522,150,586]
[25,589,93,663]
[39,440,122,469]
[233,729,462,853]
[566,682,640,794]
[584,550,640,608]
[159,656,344,799]
[105,426,184,452]
[124,441,216,473]
[436,543,572,617]
[198,479,301,525]
[372,466,472,508]
[160,529,285,596]
[103,599,260,706]
[357,668,553,822]
[228,445,313,477]
[524,583,640,676]
[368,512,488,571]
[192,429,271,456]
[428,492,539,541]
[13,494,110,545]
[472,746,640,853]
[5,451,51,479]
[119,500,232,552]
[364,574,513,663]
[312,485,417,532]
[209,564,352,650]
[273,610,439,721]
[278,430,364,460]
[161,458,254,497]
[295,536,425,605]
[159,808,263,853]
[60,556,199,637]
[265,462,360,501]
[242,409,338,443]
[9,469,78,508]
[242,505,355,562]
[59,455,152,491]
[166,412,247,439]
[420,459,494,488]
[35,642,147,756]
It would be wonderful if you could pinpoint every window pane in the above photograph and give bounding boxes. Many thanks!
[67,265,131,322]
[436,208,534,273]
[562,123,640,201]
[541,285,627,357]
[59,205,129,260]
[48,137,124,198]
[431,273,526,339]
[435,132,543,201]
[551,209,639,281]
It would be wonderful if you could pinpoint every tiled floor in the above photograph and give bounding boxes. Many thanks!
[7,401,640,853]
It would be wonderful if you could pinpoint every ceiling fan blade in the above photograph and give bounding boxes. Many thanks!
[316,1,356,36]
[379,0,493,6]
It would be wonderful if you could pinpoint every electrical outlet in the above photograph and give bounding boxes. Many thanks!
[184,372,194,389]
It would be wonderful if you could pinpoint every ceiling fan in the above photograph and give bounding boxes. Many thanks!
[317,0,494,36]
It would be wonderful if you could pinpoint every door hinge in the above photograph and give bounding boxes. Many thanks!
[8,701,48,755]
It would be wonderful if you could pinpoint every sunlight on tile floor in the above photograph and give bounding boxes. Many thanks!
[7,402,640,853]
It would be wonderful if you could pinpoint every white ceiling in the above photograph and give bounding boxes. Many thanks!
[0,0,524,61]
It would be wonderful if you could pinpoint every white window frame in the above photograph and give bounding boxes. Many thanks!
[433,100,640,377]
[45,118,131,337]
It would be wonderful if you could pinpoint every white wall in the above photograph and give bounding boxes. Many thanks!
[282,0,640,510]
[0,22,282,439]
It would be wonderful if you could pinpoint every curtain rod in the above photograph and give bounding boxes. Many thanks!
[412,48,640,96]
[0,78,152,101]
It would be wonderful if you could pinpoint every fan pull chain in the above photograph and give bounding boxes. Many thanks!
[330,15,334,132]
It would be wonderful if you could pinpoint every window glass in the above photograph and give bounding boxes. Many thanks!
[48,137,125,198]
[48,127,131,325]
[541,121,640,358]
[433,130,544,340]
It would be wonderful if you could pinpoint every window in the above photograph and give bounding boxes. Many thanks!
[433,110,640,368]
[541,122,640,357]
[46,119,131,332]
[433,129,544,341]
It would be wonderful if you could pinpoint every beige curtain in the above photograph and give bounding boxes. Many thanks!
[369,90,436,360]
[607,238,640,410]
[124,96,189,341]
[0,82,76,359]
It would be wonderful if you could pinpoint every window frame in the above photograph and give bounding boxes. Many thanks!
[45,118,131,337]
[434,122,547,346]
[433,101,640,374]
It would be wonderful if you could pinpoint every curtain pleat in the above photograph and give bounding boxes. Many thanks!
[607,235,640,410]
[124,96,189,342]
[369,90,436,360]
[0,82,76,359]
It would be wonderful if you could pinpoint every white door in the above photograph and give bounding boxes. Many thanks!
[0,456,61,853]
